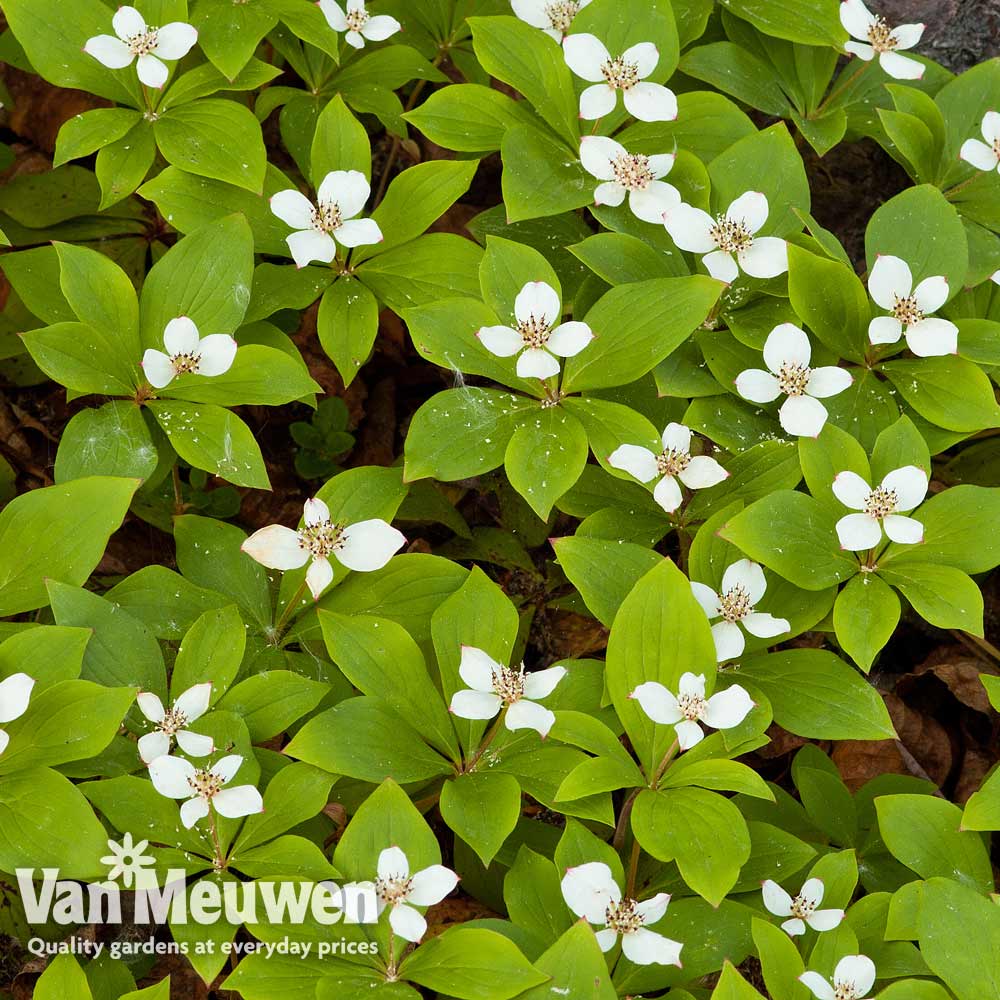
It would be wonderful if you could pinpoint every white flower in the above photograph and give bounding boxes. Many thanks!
[270,170,383,268]
[140,317,237,390]
[512,0,592,40]
[800,955,877,1000]
[579,136,680,224]
[690,560,790,663]
[149,753,263,829]
[663,192,788,283]
[563,34,677,122]
[867,255,958,357]
[477,280,593,380]
[84,6,197,89]
[100,833,156,889]
[0,673,33,756]
[960,112,1000,172]
[560,862,682,966]
[136,683,214,764]
[449,646,566,737]
[840,0,924,80]
[318,0,400,48]
[762,878,845,937]
[241,497,406,600]
[833,467,928,551]
[608,422,727,514]
[375,846,458,943]
[630,672,754,750]
[735,324,853,438]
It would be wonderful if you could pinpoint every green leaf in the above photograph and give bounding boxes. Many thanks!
[504,846,573,944]
[34,953,92,1000]
[480,236,561,325]
[740,649,896,740]
[404,388,538,483]
[880,357,1000,432]
[720,491,857,590]
[192,0,276,80]
[876,795,993,893]
[504,407,588,519]
[519,921,616,1000]
[570,232,675,286]
[54,108,142,167]
[154,99,267,193]
[440,772,522,866]
[865,184,968,292]
[719,0,846,46]
[310,94,371,184]
[404,84,536,153]
[833,574,900,671]
[316,277,379,386]
[148,401,269,489]
[960,767,1000,832]
[563,276,723,392]
[0,477,139,617]
[710,962,766,1000]
[661,759,775,801]
[357,160,479,263]
[235,762,336,853]
[140,214,254,349]
[21,321,137,395]
[217,670,328,741]
[632,787,751,905]
[787,244,870,363]
[879,563,984,634]
[468,15,578,145]
[680,42,791,116]
[752,918,808,1000]
[95,120,157,209]
[170,604,245,700]
[400,927,547,1000]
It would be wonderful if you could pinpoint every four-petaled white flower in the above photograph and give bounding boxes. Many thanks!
[833,466,928,551]
[271,170,383,269]
[609,422,727,514]
[840,0,924,80]
[630,672,755,750]
[242,497,406,600]
[100,833,156,889]
[664,192,788,283]
[563,34,677,122]
[477,281,593,380]
[762,877,845,937]
[691,559,790,663]
[0,673,33,756]
[580,136,680,224]
[960,112,1000,173]
[141,317,237,390]
[512,0,593,40]
[318,0,401,49]
[561,862,683,965]
[149,753,264,829]
[867,255,957,357]
[84,6,197,89]
[136,682,214,764]
[800,954,877,1000]
[736,324,853,438]
[449,646,566,738]
[374,846,459,943]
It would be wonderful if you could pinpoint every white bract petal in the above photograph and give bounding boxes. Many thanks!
[87,9,197,86]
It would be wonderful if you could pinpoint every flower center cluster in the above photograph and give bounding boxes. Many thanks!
[656,447,690,477]
[492,666,526,704]
[993,138,1000,161]
[298,519,345,558]
[345,8,370,32]
[517,313,552,349]
[676,690,708,722]
[170,351,201,375]
[375,872,413,906]
[610,152,654,191]
[544,0,580,31]
[891,293,923,326]
[710,215,753,254]
[159,707,188,737]
[866,15,897,53]
[833,983,860,1000]
[790,894,817,919]
[605,897,643,934]
[719,584,752,623]
[864,486,898,519]
[126,27,159,56]
[188,768,223,800]
[312,201,343,235]
[777,362,811,396]
[601,56,640,91]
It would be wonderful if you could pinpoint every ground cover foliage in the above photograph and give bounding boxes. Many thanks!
[0,0,999,997]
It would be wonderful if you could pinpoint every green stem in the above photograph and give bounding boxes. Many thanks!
[274,577,310,636]
[465,708,507,773]
[816,62,867,116]
[649,739,680,791]
[942,174,980,201]
[625,839,641,897]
